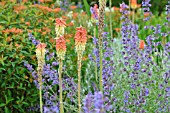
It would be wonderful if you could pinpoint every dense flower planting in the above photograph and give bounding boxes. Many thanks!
[0,0,169,113]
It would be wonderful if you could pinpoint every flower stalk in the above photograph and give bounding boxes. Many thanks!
[59,59,64,113]
[93,27,98,82]
[74,27,87,113]
[36,43,46,113]
[98,0,106,93]
[109,0,113,38]
[56,36,66,113]
[77,51,82,113]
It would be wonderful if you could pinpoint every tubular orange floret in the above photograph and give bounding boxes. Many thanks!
[74,27,87,52]
[131,0,138,9]
[55,18,66,27]
[36,43,46,50]
[56,36,66,60]
[36,43,46,58]
[55,18,66,39]
[139,40,145,50]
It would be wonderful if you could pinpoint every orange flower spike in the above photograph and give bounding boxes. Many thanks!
[55,18,66,39]
[74,27,87,52]
[131,0,138,9]
[56,36,66,60]
[139,40,145,50]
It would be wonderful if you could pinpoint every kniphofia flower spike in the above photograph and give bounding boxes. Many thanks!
[55,18,66,39]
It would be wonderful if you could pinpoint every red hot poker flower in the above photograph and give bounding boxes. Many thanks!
[55,18,66,27]
[131,0,137,9]
[74,27,87,52]
[56,36,66,60]
[139,40,145,50]
[55,18,66,39]
[75,27,87,44]
[36,43,46,59]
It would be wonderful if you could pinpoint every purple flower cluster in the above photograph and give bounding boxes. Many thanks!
[83,92,104,113]
[60,0,70,11]
[90,5,98,20]
[25,34,78,113]
[87,1,170,113]
[28,33,40,46]
[165,1,170,22]
[142,0,152,21]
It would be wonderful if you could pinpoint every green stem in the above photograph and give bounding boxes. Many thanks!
[99,44,103,92]
[78,52,82,113]
[98,0,105,93]
[93,27,98,82]
[59,59,64,113]
[109,0,113,38]
[129,0,131,20]
[39,84,43,113]
[132,9,135,24]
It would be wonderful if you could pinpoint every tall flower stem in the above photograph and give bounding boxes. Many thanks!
[109,0,113,38]
[38,68,43,113]
[77,52,82,113]
[59,59,64,113]
[129,0,131,20]
[36,43,46,113]
[132,9,135,23]
[93,27,98,82]
[98,0,106,92]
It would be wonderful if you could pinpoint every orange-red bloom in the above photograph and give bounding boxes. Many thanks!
[55,18,66,27]
[113,7,120,11]
[130,0,137,9]
[53,8,61,13]
[55,18,66,39]
[56,36,66,60]
[36,43,46,58]
[70,5,77,10]
[139,40,145,50]
[56,36,66,52]
[75,27,87,44]
[74,27,87,52]
[36,43,46,50]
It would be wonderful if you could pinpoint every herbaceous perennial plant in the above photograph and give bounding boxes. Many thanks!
[23,0,170,113]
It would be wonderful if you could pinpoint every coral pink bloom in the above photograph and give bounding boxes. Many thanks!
[55,18,66,27]
[113,7,120,11]
[36,43,46,58]
[130,0,137,9]
[139,40,145,50]
[36,43,46,50]
[56,36,66,52]
[74,27,87,52]
[75,27,87,44]
[55,18,66,39]
[56,36,66,60]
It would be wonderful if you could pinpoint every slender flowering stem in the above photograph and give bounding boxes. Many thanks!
[56,36,66,113]
[74,27,87,113]
[38,69,43,113]
[132,9,135,23]
[77,51,82,113]
[59,59,64,113]
[98,0,106,93]
[36,43,46,113]
[93,27,98,82]
[129,0,131,20]
[109,0,113,38]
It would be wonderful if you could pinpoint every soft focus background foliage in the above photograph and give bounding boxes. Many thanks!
[0,0,169,112]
